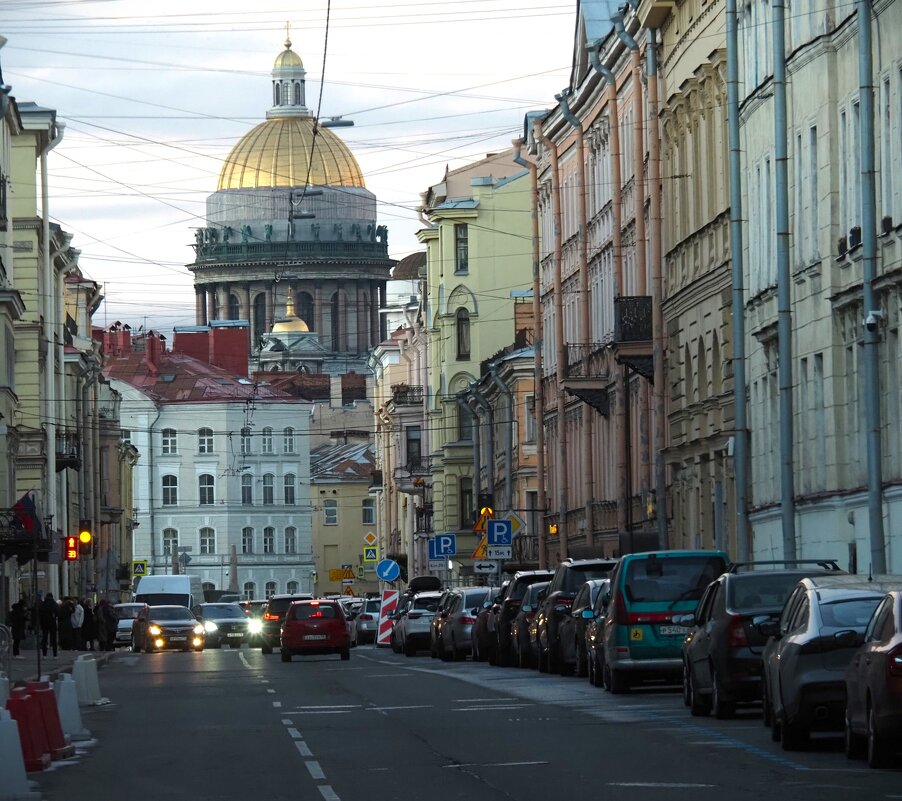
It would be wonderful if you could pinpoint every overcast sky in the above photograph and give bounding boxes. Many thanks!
[2,0,574,332]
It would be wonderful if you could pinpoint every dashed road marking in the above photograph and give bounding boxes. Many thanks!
[272,701,282,709]
[281,718,292,726]
[294,740,313,757]
[305,760,325,780]
[239,652,253,669]
[267,689,276,694]
[318,786,340,801]
[287,727,302,739]
[367,705,432,711]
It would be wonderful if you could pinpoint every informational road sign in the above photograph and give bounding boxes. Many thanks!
[376,559,401,582]
[428,533,456,559]
[328,568,344,582]
[487,519,513,546]
[132,560,148,577]
[473,560,499,574]
[427,559,444,572]
[178,552,192,566]
[506,511,526,536]
[487,546,512,559]
[376,589,400,647]
[363,547,379,562]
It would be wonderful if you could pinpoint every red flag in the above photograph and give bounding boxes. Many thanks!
[12,492,39,534]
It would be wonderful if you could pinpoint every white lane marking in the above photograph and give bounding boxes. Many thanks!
[305,760,325,780]
[287,728,302,739]
[281,719,293,726]
[452,705,533,711]
[453,698,518,703]
[367,705,433,712]
[325,667,368,671]
[283,710,351,715]
[608,783,715,788]
[261,679,269,684]
[239,652,253,669]
[267,689,276,694]
[272,701,282,709]
[443,761,548,768]
[294,740,313,757]
[318,787,340,801]
[296,705,361,709]
[367,673,413,678]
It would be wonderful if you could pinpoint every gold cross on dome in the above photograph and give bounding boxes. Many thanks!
[284,21,292,49]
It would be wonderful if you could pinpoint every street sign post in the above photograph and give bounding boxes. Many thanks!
[487,546,512,559]
[487,519,513,546]
[473,560,499,574]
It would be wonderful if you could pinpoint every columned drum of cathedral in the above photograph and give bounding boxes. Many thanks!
[186,36,392,370]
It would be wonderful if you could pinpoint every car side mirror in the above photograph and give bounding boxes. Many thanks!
[753,616,780,638]
[833,629,862,648]
[470,607,480,616]
[482,601,492,609]
[581,609,594,620]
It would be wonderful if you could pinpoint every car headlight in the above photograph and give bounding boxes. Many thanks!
[248,619,263,634]
[194,624,205,635]
[204,621,218,633]
[149,625,162,636]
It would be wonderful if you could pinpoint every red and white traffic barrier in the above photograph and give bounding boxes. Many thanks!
[376,590,399,647]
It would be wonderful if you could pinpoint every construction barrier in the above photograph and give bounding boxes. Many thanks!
[54,674,90,742]
[376,589,399,647]
[25,681,74,760]
[0,671,9,708]
[72,654,106,706]
[5,689,50,772]
[0,708,40,801]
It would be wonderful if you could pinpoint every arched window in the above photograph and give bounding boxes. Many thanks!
[161,428,177,454]
[243,581,255,601]
[265,581,277,599]
[283,427,295,453]
[197,427,214,454]
[293,82,301,105]
[284,526,297,554]
[284,473,296,505]
[228,294,240,320]
[261,427,273,454]
[458,404,474,440]
[263,473,274,505]
[274,83,280,106]
[331,292,342,350]
[264,526,275,554]
[199,474,215,505]
[253,293,266,344]
[297,291,314,326]
[162,527,178,556]
[241,474,253,505]
[456,308,471,359]
[287,579,299,594]
[242,527,254,554]
[199,527,215,555]
[162,475,178,506]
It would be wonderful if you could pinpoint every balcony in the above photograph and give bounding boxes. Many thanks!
[391,384,424,405]
[392,457,432,495]
[561,342,613,416]
[415,503,434,535]
[613,296,653,381]
[56,430,81,471]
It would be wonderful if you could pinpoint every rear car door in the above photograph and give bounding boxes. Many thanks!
[847,595,890,727]
[687,581,719,691]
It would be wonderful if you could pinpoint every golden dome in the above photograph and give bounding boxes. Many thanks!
[275,38,303,69]
[217,117,366,190]
[272,293,310,333]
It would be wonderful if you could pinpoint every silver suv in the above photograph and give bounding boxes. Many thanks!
[354,598,382,645]
[392,591,443,656]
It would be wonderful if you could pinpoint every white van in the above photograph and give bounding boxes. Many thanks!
[134,574,204,609]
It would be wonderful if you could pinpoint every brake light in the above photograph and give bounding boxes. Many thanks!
[460,617,476,625]
[888,645,902,678]
[360,614,374,621]
[611,592,628,626]
[310,601,320,606]
[728,614,748,647]
[264,612,280,621]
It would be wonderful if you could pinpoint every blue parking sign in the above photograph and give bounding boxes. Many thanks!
[487,519,512,546]
[429,533,456,558]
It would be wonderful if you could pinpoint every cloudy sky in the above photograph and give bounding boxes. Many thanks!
[2,0,574,332]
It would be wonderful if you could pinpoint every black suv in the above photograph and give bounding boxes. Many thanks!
[494,570,555,666]
[259,593,313,654]
[535,557,618,674]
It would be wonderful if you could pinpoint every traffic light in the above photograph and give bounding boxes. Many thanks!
[64,535,78,561]
[477,492,494,518]
[78,520,93,556]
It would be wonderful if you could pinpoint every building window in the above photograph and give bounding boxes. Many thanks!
[241,474,253,505]
[261,427,273,454]
[199,474,215,505]
[323,499,338,525]
[263,527,275,554]
[274,82,281,106]
[121,429,131,445]
[162,475,178,506]
[242,527,254,554]
[198,427,214,454]
[243,581,255,601]
[405,426,422,470]
[162,428,177,454]
[458,404,473,440]
[162,527,178,556]
[297,292,314,325]
[293,82,301,105]
[283,427,295,453]
[263,474,274,505]
[240,427,252,454]
[228,294,240,320]
[454,223,469,273]
[265,581,277,600]
[200,527,215,555]
[287,579,299,594]
[362,498,376,525]
[284,527,297,554]
[456,308,470,359]
[284,473,296,505]
[525,395,537,443]
[459,477,473,528]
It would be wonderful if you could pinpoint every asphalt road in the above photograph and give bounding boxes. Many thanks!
[33,644,901,801]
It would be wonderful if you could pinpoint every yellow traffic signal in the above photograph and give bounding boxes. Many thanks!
[78,521,93,555]
[548,523,558,537]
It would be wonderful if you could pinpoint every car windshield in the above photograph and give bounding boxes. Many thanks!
[365,600,381,613]
[293,604,338,620]
[135,592,190,608]
[202,605,244,619]
[267,598,308,616]
[727,573,812,610]
[463,589,489,606]
[563,566,613,593]
[115,605,143,620]
[526,583,549,603]
[819,597,883,629]
[413,596,439,611]
[149,607,195,621]
[624,556,727,604]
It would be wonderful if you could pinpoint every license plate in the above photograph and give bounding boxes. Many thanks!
[227,633,243,637]
[304,634,328,641]
[170,636,187,642]
[659,625,690,636]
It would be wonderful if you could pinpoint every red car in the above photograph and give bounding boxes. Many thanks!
[280,599,350,662]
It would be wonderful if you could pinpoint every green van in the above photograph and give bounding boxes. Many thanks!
[600,550,729,693]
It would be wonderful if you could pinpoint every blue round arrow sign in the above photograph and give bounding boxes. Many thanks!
[376,559,401,582]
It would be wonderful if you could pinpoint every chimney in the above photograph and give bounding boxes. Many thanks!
[330,375,342,408]
[145,332,165,374]
[172,326,211,363]
[209,321,250,377]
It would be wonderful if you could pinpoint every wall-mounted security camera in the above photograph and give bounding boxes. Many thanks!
[864,310,885,333]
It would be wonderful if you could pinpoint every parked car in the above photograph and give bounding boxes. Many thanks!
[437,587,492,661]
[430,589,457,658]
[585,580,611,686]
[511,581,549,669]
[845,590,902,767]
[259,593,314,654]
[280,599,350,662]
[354,597,383,645]
[558,579,609,677]
[392,591,443,656]
[113,602,146,649]
[494,570,555,666]
[472,582,508,663]
[536,558,618,675]
[601,550,729,693]
[339,598,364,646]
[132,605,205,652]
[680,562,843,718]
[759,574,895,750]
[194,602,249,648]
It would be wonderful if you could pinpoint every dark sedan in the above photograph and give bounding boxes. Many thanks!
[511,581,549,669]
[132,605,205,652]
[559,579,608,677]
[195,602,249,648]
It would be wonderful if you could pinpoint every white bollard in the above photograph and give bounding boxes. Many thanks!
[0,671,9,708]
[0,708,41,801]
[54,674,90,742]
[72,654,105,706]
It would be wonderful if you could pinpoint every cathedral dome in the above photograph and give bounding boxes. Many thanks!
[274,38,303,69]
[216,116,366,190]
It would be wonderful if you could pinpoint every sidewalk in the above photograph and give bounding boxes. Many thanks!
[6,639,116,686]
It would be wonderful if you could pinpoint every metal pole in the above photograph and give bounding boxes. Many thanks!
[857,0,886,573]
[773,0,796,560]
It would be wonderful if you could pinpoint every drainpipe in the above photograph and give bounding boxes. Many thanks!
[489,368,514,515]
[469,382,495,504]
[857,0,886,573]
[590,39,629,542]
[773,0,796,559]
[727,0,750,561]
[457,394,481,505]
[647,30,668,551]
[513,131,548,568]
[147,405,162,572]
[556,89,595,550]
[533,119,569,561]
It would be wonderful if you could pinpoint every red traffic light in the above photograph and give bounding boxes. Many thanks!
[64,535,78,561]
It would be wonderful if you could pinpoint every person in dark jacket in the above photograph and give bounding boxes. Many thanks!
[58,597,75,650]
[38,593,59,657]
[102,600,118,651]
[82,599,97,650]
[9,600,27,657]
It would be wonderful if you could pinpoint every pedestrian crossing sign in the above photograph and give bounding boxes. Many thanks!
[132,560,148,577]
[363,547,378,562]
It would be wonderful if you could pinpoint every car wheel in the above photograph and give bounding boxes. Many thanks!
[609,667,630,695]
[761,676,773,728]
[391,634,401,654]
[132,639,141,654]
[495,636,509,667]
[845,710,866,760]
[588,652,598,686]
[602,663,612,691]
[404,640,416,657]
[340,648,351,662]
[281,649,291,663]
[452,636,464,662]
[261,643,273,655]
[682,661,692,706]
[688,669,710,716]
[711,670,735,720]
[867,705,890,768]
[547,642,561,674]
[538,647,549,673]
[440,638,452,661]
[780,715,809,751]
[430,638,439,659]
[576,641,589,679]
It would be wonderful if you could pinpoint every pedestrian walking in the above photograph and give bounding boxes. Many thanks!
[101,599,118,651]
[59,597,75,650]
[8,599,27,658]
[38,593,59,657]
[82,599,97,650]
[71,597,85,650]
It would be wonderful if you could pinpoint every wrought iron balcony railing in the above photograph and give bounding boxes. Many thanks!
[565,343,607,378]
[391,384,424,405]
[614,296,653,343]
